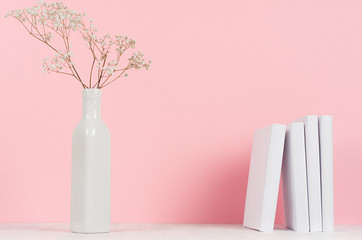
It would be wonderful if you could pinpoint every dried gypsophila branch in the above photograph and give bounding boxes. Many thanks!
[6,1,151,89]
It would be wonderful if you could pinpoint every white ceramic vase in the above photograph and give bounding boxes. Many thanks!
[71,89,111,233]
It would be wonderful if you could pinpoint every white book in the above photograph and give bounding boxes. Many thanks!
[282,123,309,232]
[319,116,334,232]
[243,124,286,233]
[294,116,322,232]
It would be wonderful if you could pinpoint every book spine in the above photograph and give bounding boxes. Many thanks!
[295,116,322,232]
[260,124,286,232]
[282,123,309,232]
[319,116,334,232]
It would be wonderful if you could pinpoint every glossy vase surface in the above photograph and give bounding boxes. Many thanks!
[71,89,111,233]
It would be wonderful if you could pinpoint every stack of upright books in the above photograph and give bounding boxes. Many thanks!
[243,115,334,233]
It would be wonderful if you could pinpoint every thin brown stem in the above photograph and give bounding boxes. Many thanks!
[77,25,103,53]
[89,57,96,88]
[100,74,126,89]
[44,23,63,38]
[92,80,99,89]
[97,52,108,88]
[100,65,131,88]
[72,66,87,88]
[47,69,75,76]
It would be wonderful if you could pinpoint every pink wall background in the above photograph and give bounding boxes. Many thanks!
[1,0,362,224]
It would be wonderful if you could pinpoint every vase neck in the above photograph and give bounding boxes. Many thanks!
[82,89,102,119]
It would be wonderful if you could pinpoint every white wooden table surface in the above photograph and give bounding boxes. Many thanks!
[0,223,361,240]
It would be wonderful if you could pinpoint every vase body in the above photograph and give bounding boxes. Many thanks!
[71,89,111,233]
